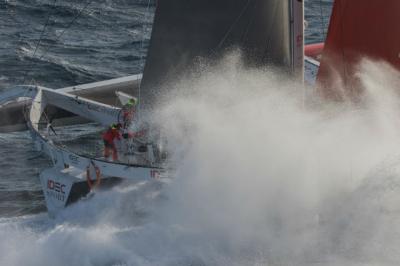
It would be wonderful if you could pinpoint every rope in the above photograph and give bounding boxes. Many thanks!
[32,0,58,62]
[37,0,93,62]
[214,0,252,51]
[21,1,93,126]
[262,0,279,63]
[22,0,92,86]
[22,0,58,85]
[240,0,258,46]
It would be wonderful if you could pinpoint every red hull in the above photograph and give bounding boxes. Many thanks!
[316,0,400,100]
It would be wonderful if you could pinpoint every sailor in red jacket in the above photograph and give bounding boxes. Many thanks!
[102,123,121,161]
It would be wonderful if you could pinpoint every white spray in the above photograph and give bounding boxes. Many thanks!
[1,55,400,266]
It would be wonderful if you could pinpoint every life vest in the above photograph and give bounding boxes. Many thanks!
[86,161,101,190]
[102,128,120,143]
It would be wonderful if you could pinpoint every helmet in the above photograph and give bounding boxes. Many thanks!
[127,97,138,106]
[111,123,117,129]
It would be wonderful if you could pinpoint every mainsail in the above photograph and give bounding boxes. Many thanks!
[140,0,303,108]
[316,0,400,100]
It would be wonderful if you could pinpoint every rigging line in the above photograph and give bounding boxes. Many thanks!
[22,0,58,85]
[41,92,59,137]
[241,0,258,45]
[37,0,93,62]
[32,0,58,59]
[214,0,252,52]
[262,0,279,64]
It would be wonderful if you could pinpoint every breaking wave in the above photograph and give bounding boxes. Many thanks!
[2,55,400,265]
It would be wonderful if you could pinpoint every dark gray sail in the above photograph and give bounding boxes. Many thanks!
[140,0,294,108]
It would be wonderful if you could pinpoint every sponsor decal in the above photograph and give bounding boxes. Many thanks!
[47,179,66,202]
[71,97,120,117]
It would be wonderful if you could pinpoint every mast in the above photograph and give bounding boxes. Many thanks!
[290,0,304,81]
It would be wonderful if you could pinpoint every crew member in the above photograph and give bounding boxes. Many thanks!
[102,123,121,161]
[121,97,138,129]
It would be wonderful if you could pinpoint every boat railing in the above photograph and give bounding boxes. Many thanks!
[29,122,165,173]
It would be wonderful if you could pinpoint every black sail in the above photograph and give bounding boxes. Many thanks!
[140,0,292,108]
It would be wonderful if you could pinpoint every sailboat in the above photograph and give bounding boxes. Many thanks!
[25,85,168,216]
[3,0,392,216]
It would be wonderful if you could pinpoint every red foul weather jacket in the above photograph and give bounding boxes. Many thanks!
[102,128,121,143]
